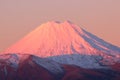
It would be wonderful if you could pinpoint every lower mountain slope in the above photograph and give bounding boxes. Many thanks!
[0,53,120,80]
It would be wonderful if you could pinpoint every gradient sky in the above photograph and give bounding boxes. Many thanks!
[0,0,120,52]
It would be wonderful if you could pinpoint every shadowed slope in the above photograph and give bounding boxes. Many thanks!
[0,54,63,80]
[0,53,120,80]
[62,65,120,80]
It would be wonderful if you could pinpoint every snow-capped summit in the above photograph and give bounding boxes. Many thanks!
[4,21,120,57]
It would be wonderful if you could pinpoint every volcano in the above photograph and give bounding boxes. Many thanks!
[4,21,120,56]
[3,21,120,67]
[1,21,120,80]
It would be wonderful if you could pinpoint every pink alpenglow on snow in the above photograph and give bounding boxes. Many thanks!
[4,21,120,58]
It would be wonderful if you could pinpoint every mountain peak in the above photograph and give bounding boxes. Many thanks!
[47,21,61,24]
[4,21,120,58]
[64,20,73,24]
[46,20,73,25]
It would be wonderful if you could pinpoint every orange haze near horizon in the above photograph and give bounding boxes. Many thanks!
[0,0,120,52]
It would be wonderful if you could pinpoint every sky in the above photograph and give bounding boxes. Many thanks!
[0,0,120,52]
